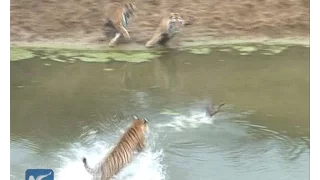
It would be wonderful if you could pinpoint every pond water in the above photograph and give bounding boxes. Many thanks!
[10,44,310,180]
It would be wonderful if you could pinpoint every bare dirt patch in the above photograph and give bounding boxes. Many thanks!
[10,0,310,46]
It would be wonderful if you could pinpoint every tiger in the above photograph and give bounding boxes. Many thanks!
[82,116,149,180]
[103,2,137,47]
[145,12,186,48]
[206,102,226,117]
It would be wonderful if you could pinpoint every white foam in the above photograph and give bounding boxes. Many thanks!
[156,110,215,131]
[115,149,166,180]
[55,133,165,180]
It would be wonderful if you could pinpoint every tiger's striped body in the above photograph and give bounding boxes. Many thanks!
[103,2,137,47]
[145,13,186,48]
[82,116,149,180]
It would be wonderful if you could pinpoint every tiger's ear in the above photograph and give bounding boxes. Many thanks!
[133,115,139,120]
[128,2,137,10]
[131,2,137,8]
[170,12,179,18]
[143,118,149,124]
[169,13,175,18]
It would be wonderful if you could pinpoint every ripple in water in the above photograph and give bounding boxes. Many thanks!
[155,107,243,131]
[155,106,309,171]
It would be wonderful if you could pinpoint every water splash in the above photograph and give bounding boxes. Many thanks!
[156,110,216,131]
[55,130,166,180]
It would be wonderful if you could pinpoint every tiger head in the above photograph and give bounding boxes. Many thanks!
[168,13,185,33]
[170,13,185,27]
[132,115,149,134]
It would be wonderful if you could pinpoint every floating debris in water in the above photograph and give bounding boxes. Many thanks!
[103,68,114,71]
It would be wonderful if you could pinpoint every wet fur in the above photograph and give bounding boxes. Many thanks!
[206,102,226,117]
[145,13,186,48]
[82,116,149,180]
[103,2,137,47]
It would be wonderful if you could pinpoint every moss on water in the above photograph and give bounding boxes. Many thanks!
[76,52,160,63]
[179,38,309,48]
[240,52,250,56]
[103,68,114,71]
[188,47,212,55]
[180,40,295,56]
[262,52,273,56]
[10,46,161,63]
[10,38,308,63]
[218,48,232,52]
[263,45,288,55]
[10,47,35,61]
[232,46,258,53]
[185,43,290,56]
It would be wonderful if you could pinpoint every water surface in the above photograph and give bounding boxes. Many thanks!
[10,45,310,180]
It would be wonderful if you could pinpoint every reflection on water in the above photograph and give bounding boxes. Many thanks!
[10,45,309,180]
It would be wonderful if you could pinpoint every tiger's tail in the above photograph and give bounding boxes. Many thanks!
[82,157,94,175]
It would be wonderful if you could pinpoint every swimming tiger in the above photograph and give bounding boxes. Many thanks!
[103,2,137,47]
[82,116,149,180]
[145,12,186,48]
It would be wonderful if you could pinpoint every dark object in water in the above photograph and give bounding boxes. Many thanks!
[206,102,225,117]
[158,33,170,45]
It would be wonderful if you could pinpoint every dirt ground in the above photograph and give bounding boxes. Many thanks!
[10,0,310,46]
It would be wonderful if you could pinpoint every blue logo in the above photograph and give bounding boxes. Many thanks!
[25,169,54,180]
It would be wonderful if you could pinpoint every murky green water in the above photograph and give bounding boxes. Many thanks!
[10,44,309,180]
